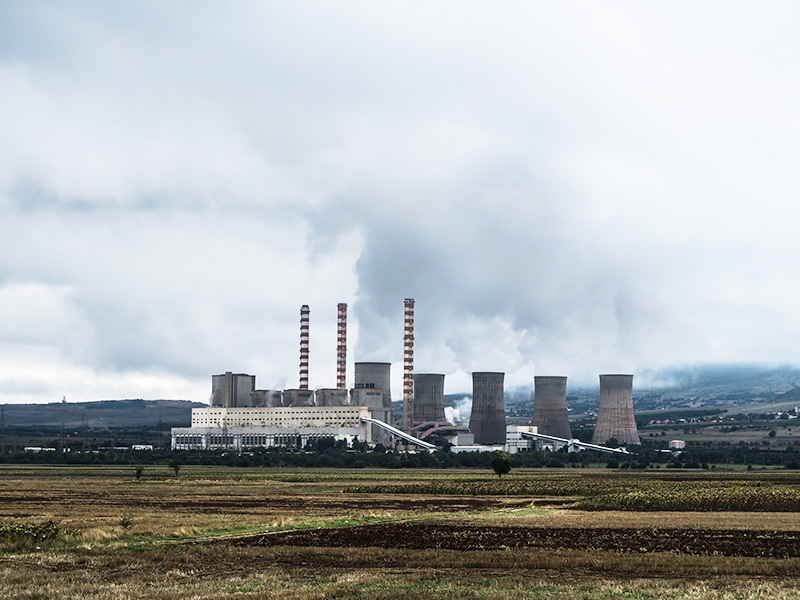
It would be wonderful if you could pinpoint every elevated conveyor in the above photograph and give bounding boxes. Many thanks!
[520,431,631,454]
[360,417,437,450]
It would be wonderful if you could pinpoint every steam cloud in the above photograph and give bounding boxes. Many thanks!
[445,396,473,427]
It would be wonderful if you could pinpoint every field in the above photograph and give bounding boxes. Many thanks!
[2,466,800,598]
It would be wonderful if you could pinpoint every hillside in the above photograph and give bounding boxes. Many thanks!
[0,399,205,429]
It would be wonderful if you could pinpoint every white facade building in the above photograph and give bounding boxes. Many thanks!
[172,406,373,451]
[504,425,538,453]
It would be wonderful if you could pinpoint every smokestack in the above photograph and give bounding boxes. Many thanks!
[401,298,415,431]
[336,303,347,390]
[592,374,641,446]
[531,376,572,439]
[299,305,310,390]
[413,373,447,425]
[469,372,506,444]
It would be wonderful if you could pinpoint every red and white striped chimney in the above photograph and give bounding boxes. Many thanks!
[299,305,310,389]
[402,298,415,431]
[336,303,347,390]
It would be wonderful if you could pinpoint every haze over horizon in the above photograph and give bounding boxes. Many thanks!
[3,2,800,404]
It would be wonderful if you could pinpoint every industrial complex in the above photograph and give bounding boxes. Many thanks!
[171,300,641,454]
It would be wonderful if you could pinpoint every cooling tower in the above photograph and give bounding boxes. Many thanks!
[354,361,393,423]
[531,376,572,439]
[354,361,393,444]
[592,374,641,446]
[413,373,447,425]
[469,372,506,445]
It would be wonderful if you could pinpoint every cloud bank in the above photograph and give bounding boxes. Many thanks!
[2,1,800,403]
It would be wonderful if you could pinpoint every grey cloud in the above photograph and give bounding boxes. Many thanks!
[3,2,800,402]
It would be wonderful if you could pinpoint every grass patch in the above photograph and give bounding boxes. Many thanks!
[0,520,74,551]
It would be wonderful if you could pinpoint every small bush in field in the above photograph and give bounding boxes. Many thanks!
[0,521,74,550]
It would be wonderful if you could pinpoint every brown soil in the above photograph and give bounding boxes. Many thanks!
[0,489,530,514]
[235,522,800,558]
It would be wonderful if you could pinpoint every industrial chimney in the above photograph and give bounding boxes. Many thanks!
[592,374,641,446]
[401,298,415,431]
[336,303,347,390]
[299,305,310,390]
[413,373,447,426]
[531,376,572,439]
[469,372,506,444]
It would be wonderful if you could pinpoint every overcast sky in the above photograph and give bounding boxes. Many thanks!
[2,1,800,404]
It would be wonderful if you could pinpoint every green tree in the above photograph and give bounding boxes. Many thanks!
[167,458,181,476]
[491,455,511,478]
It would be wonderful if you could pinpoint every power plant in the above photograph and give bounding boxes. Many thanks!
[592,374,640,446]
[530,376,572,439]
[171,299,641,452]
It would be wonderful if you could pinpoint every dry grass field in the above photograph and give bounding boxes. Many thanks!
[2,465,800,599]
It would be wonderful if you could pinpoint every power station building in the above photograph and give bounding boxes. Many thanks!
[210,372,256,408]
[172,373,379,450]
[173,404,372,451]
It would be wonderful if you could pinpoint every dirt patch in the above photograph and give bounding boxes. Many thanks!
[0,490,530,515]
[234,522,800,558]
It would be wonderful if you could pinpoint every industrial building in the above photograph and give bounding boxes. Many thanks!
[210,372,255,408]
[172,370,393,450]
[172,405,372,450]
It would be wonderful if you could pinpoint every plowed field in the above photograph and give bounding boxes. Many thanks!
[238,522,800,558]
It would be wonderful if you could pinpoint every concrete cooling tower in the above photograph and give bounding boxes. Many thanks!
[469,372,506,445]
[413,373,447,425]
[354,361,393,445]
[592,374,641,446]
[354,361,393,419]
[531,376,572,439]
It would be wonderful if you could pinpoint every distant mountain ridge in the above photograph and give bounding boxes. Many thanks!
[0,399,205,429]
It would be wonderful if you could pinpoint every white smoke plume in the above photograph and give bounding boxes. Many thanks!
[445,396,472,426]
